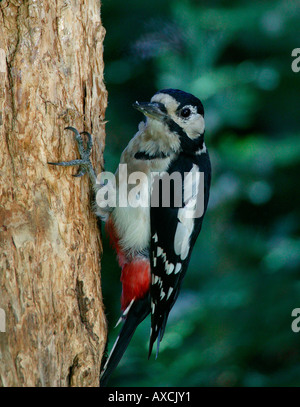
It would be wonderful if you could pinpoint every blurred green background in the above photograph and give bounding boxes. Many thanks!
[100,0,300,387]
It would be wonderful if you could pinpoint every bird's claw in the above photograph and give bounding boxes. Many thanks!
[48,127,96,179]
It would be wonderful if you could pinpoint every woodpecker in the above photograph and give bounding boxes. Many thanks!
[49,88,211,386]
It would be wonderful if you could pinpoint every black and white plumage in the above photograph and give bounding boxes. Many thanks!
[102,89,211,384]
[49,88,211,386]
[102,89,211,383]
[141,90,211,356]
[149,151,211,357]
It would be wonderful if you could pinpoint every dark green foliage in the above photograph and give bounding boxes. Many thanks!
[100,0,300,387]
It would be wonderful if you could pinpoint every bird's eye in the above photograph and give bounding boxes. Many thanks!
[180,107,191,118]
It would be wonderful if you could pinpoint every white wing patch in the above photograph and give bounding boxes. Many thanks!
[174,263,182,274]
[167,287,173,300]
[166,262,174,275]
[174,164,199,260]
[151,235,177,311]
[153,244,176,275]
[152,274,159,284]
[160,290,166,300]
[174,221,191,260]
[152,233,158,243]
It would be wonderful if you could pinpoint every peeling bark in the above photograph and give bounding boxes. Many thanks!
[0,0,107,387]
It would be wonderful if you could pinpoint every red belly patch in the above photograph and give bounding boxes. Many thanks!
[105,217,150,311]
[120,258,150,310]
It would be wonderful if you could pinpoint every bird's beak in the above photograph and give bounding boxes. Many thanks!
[133,101,166,121]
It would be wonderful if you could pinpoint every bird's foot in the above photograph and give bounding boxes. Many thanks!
[48,126,97,187]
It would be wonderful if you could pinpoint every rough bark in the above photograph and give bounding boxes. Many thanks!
[0,0,107,386]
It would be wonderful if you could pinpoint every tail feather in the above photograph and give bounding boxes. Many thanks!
[100,295,150,387]
[148,313,168,359]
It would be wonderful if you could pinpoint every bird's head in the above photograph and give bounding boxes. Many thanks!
[133,89,205,153]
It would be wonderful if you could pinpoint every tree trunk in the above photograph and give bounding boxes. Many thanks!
[0,0,107,386]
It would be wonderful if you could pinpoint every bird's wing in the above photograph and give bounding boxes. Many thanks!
[148,155,206,357]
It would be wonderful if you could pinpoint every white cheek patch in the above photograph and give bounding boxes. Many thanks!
[187,114,205,138]
[150,94,205,140]
[172,112,205,140]
[186,113,205,138]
